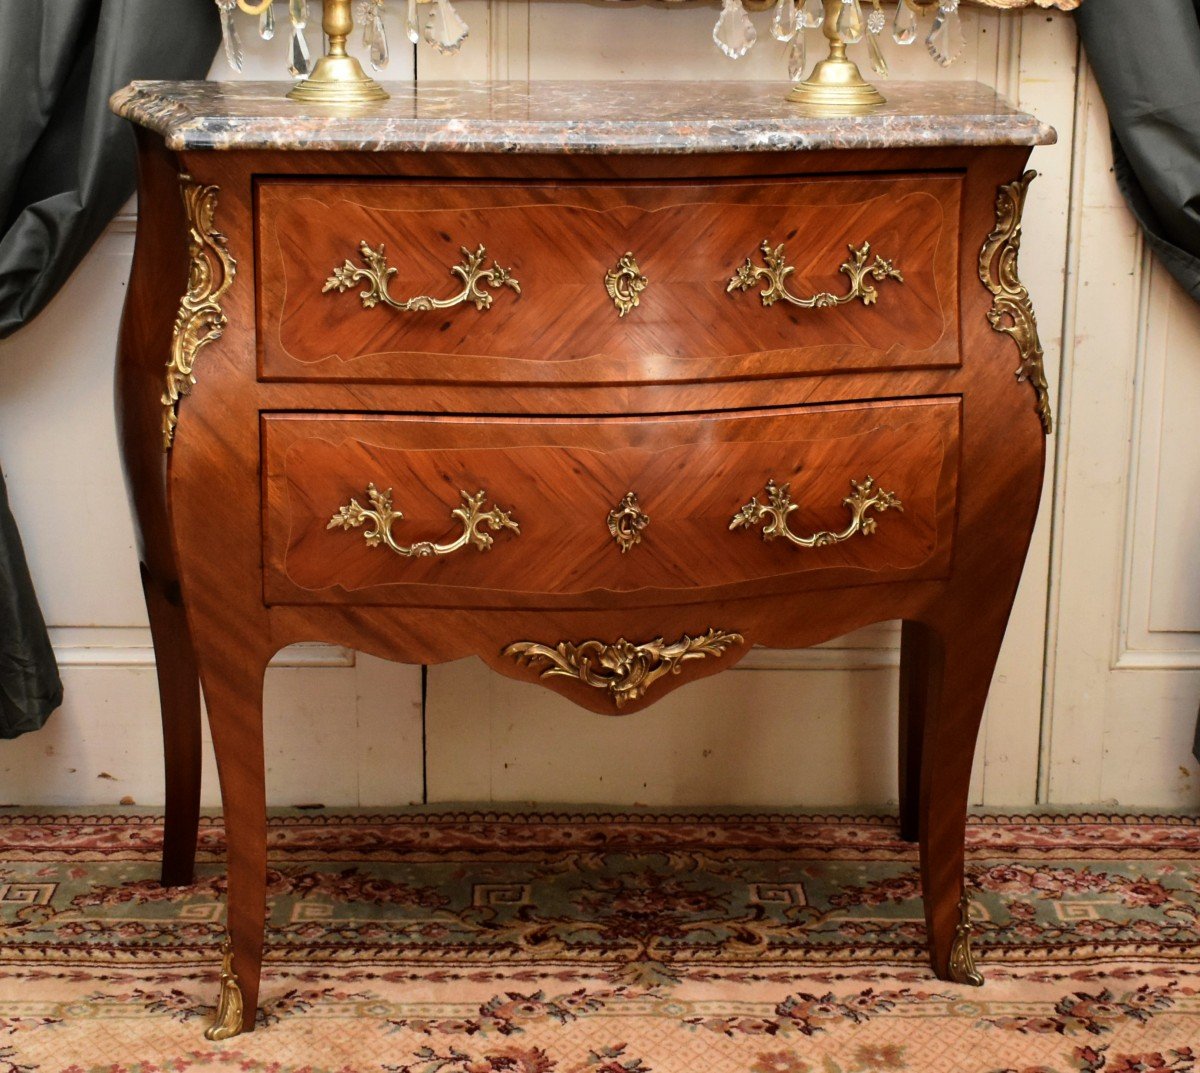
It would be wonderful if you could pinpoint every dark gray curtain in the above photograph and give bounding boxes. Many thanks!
[1077,0,1200,301]
[0,0,220,738]
[0,472,60,739]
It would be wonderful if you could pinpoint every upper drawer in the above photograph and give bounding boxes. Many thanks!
[256,175,962,387]
[262,397,959,610]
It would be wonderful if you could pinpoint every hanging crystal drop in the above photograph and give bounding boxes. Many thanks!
[771,0,798,43]
[712,0,757,59]
[864,0,887,74]
[288,23,311,77]
[215,0,244,71]
[406,0,419,43]
[838,0,865,45]
[369,8,389,69]
[287,0,311,78]
[424,0,469,54]
[892,0,917,44]
[866,26,888,75]
[866,0,885,36]
[799,0,824,29]
[259,2,276,40]
[787,29,807,80]
[927,0,964,66]
[357,0,374,44]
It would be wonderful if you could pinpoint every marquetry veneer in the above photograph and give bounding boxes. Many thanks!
[114,81,1053,1038]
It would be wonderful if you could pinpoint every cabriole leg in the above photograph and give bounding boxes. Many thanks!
[192,627,270,1039]
[141,566,202,887]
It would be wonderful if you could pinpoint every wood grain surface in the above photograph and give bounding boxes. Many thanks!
[258,174,960,385]
[263,399,958,607]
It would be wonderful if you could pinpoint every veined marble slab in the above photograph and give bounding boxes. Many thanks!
[110,79,1055,153]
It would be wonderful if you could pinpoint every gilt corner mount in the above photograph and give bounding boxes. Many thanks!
[163,178,237,452]
[979,170,1053,435]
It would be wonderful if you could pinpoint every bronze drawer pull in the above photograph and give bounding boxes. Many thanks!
[727,240,903,310]
[730,476,902,548]
[328,483,519,558]
[324,242,520,312]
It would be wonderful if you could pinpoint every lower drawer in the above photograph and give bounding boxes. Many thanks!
[262,399,960,609]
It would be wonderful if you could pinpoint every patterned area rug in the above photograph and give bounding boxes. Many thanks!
[2,810,1199,1073]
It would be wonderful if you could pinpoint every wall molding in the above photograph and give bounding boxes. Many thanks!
[1115,248,1200,670]
[49,627,896,673]
[736,646,899,671]
[488,0,529,80]
[49,627,354,668]
[1112,649,1200,672]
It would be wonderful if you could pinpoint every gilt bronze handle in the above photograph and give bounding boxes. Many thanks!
[727,240,903,310]
[328,484,519,558]
[730,476,902,548]
[324,242,520,312]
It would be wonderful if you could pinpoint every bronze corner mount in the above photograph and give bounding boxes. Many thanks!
[980,170,1053,435]
[163,178,237,452]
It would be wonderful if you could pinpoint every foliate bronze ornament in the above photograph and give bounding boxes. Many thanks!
[328,483,519,559]
[324,242,520,312]
[163,178,237,451]
[980,170,1053,435]
[204,937,246,1040]
[606,491,650,553]
[948,892,985,987]
[604,252,649,317]
[728,240,903,310]
[504,628,744,709]
[731,476,902,548]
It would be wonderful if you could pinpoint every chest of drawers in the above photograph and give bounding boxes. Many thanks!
[112,79,1054,1039]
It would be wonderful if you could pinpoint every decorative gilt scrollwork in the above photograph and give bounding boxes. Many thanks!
[730,476,902,548]
[980,170,1053,435]
[604,252,648,317]
[324,241,520,313]
[204,937,246,1040]
[328,483,519,559]
[606,492,650,553]
[504,628,744,709]
[727,240,903,310]
[948,893,985,987]
[163,178,237,451]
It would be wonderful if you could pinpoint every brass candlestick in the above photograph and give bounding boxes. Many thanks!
[287,0,389,104]
[787,0,885,113]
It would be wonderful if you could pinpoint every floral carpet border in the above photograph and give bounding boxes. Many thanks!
[1,809,1197,861]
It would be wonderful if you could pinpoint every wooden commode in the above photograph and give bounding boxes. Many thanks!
[111,78,1055,1038]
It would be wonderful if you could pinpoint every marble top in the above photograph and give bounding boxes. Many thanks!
[110,79,1056,154]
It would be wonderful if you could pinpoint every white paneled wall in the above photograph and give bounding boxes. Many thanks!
[0,4,1197,810]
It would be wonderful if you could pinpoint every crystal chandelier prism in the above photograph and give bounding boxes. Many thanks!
[215,0,473,98]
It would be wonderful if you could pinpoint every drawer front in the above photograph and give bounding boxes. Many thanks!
[257,175,961,386]
[262,399,960,608]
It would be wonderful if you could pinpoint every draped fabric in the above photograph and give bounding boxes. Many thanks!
[0,473,60,739]
[0,0,219,738]
[1076,0,1200,301]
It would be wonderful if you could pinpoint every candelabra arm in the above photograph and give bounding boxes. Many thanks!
[786,0,886,114]
[287,0,389,104]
